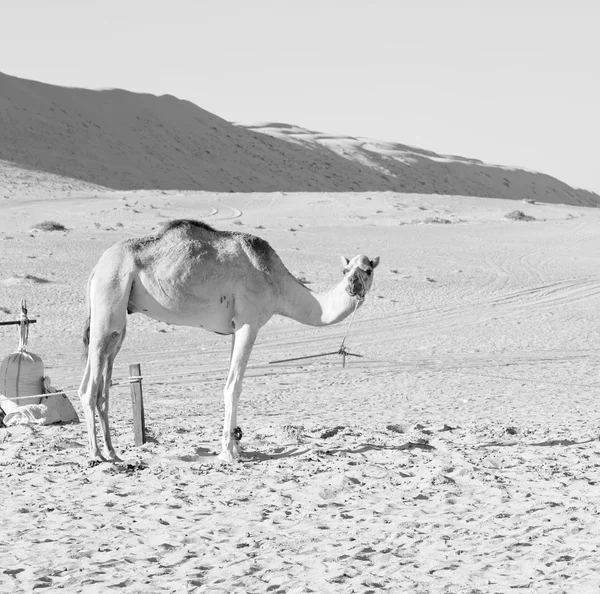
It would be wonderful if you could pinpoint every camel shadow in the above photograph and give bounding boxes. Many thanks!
[528,438,598,447]
[327,441,435,454]
[477,437,598,449]
[242,446,311,462]
[241,440,434,463]
[171,437,595,465]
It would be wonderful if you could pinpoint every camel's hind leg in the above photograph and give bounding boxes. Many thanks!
[79,356,103,461]
[79,249,132,462]
[96,330,126,461]
[80,327,126,462]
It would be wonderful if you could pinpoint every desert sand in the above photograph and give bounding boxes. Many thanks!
[1,166,599,593]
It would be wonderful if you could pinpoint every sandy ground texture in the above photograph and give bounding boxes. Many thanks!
[1,173,600,593]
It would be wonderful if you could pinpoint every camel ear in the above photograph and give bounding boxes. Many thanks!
[340,256,350,267]
[370,257,380,269]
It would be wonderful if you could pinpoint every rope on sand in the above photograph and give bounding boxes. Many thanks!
[352,353,600,390]
[1,376,143,401]
[0,387,79,402]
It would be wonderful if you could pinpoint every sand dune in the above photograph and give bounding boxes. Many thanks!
[1,71,598,205]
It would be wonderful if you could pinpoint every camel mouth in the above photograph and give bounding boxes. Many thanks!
[346,269,368,300]
[346,283,366,300]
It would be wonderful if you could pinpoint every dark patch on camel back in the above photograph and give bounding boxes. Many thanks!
[237,233,273,274]
[160,219,218,235]
[129,219,274,275]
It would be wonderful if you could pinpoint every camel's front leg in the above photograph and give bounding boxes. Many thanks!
[218,323,258,463]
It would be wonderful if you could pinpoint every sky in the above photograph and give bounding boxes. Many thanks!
[2,0,599,193]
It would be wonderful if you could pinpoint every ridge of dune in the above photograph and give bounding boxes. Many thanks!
[242,121,600,207]
[1,70,598,206]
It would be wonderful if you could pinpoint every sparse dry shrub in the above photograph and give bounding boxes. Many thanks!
[31,221,67,232]
[424,217,451,224]
[1,274,50,285]
[505,210,535,222]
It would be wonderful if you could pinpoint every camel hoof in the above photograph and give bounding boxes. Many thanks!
[217,450,240,464]
[88,450,108,465]
[105,452,123,463]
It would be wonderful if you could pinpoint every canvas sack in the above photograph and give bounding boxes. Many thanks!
[0,307,44,414]
[0,351,44,414]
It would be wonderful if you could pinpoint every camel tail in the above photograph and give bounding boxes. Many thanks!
[82,316,91,361]
[81,267,95,362]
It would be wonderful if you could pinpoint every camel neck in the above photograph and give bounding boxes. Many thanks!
[276,272,361,327]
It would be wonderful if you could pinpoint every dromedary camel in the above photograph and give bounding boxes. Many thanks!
[79,219,379,463]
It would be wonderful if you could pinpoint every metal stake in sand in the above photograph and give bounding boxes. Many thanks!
[129,363,146,446]
[0,300,37,329]
[269,300,363,367]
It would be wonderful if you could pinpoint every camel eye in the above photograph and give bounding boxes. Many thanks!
[366,270,372,276]
[343,268,350,276]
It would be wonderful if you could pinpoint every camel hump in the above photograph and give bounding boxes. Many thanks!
[126,219,218,250]
[145,219,275,274]
[122,219,276,278]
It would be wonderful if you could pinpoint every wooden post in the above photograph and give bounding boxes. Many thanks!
[129,363,146,446]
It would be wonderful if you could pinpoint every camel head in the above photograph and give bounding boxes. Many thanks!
[340,255,380,300]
